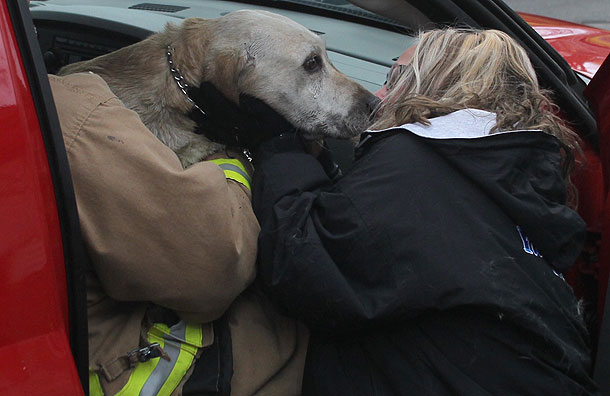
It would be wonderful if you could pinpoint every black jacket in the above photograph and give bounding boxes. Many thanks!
[252,112,598,395]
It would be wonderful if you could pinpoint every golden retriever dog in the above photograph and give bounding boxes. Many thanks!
[58,9,379,167]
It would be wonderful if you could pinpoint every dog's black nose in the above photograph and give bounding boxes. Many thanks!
[364,94,381,121]
[366,94,381,114]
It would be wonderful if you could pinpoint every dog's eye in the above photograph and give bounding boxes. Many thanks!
[303,55,321,72]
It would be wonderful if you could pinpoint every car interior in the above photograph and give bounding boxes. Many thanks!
[18,0,609,392]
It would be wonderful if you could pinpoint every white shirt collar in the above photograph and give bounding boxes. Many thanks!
[368,109,540,139]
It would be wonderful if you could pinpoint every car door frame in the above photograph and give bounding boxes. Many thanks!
[5,0,89,392]
[584,52,610,396]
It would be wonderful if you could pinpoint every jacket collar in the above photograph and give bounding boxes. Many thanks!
[367,109,541,139]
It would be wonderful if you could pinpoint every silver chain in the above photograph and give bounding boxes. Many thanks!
[166,46,253,162]
[166,45,206,117]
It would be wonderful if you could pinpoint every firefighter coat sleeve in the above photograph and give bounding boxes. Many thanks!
[49,73,259,323]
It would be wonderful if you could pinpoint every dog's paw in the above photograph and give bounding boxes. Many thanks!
[176,140,225,168]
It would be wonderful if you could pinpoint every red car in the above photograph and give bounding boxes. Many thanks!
[521,12,610,80]
[1,0,609,394]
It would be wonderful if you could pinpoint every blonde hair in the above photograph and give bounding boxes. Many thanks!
[371,28,580,205]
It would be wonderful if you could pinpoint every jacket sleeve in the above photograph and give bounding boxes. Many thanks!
[51,73,259,323]
[252,137,389,334]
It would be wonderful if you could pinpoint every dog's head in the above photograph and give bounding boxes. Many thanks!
[178,10,379,141]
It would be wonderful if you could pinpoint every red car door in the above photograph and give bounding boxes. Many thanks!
[584,53,610,395]
[0,0,87,394]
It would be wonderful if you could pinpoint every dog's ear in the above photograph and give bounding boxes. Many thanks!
[235,40,264,95]
[202,49,249,104]
[210,43,257,103]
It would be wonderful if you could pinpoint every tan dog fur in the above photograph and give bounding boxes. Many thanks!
[59,10,377,167]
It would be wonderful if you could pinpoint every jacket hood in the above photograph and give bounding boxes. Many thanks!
[368,109,586,271]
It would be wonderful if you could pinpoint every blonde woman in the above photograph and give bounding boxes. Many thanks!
[251,28,599,395]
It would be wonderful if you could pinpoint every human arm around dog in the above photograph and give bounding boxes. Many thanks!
[252,135,401,334]
[50,73,259,323]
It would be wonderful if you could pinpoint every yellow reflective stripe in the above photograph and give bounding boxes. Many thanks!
[89,371,104,396]
[209,158,249,176]
[92,322,202,396]
[223,169,251,191]
[157,323,203,396]
[186,322,204,348]
[209,159,251,191]
[114,325,167,396]
[149,323,171,341]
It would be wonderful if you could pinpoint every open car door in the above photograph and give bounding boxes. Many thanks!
[584,53,610,396]
[353,0,607,391]
[1,0,89,393]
